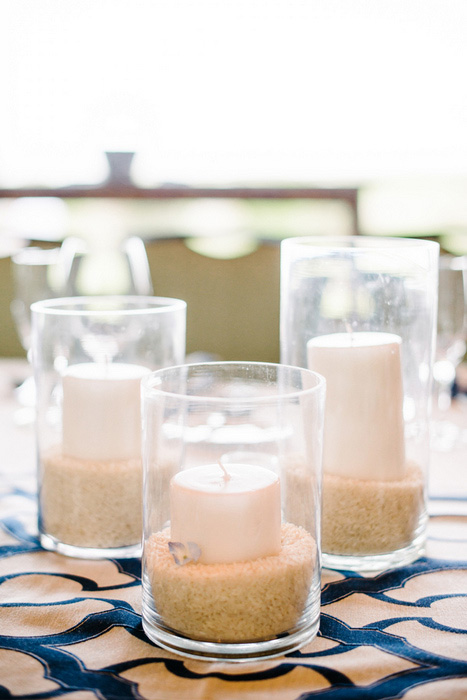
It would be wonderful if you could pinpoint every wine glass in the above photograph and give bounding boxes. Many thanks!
[10,236,154,423]
[10,240,81,423]
[66,236,153,296]
[11,241,80,354]
[12,236,153,352]
[431,254,467,450]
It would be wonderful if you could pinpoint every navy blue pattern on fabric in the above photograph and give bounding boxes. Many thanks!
[0,480,466,699]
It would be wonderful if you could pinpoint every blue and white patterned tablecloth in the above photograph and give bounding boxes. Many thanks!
[0,361,466,699]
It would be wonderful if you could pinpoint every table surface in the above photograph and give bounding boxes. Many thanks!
[1,359,466,700]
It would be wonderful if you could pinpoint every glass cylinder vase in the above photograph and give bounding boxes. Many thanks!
[31,295,186,559]
[281,236,439,572]
[141,361,325,661]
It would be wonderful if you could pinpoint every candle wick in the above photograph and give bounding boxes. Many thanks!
[218,459,231,482]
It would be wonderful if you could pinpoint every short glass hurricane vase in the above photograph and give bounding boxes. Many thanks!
[141,361,325,662]
[280,236,439,572]
[31,296,186,559]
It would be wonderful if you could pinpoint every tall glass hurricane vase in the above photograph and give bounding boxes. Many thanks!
[280,236,439,572]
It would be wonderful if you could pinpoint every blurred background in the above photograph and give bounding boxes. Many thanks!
[0,0,466,367]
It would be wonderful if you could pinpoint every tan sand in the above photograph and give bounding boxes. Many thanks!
[41,446,143,549]
[145,522,317,642]
[322,461,425,555]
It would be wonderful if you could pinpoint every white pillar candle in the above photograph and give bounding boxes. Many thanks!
[307,332,405,481]
[62,362,150,461]
[170,463,281,564]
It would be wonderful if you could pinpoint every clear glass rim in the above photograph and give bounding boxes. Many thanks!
[30,295,187,316]
[281,235,440,251]
[142,360,326,405]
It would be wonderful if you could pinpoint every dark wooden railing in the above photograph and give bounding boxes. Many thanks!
[0,185,360,235]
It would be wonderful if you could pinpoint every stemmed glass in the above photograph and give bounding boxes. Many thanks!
[65,236,153,296]
[431,254,467,450]
[11,241,79,356]
[10,236,154,424]
[10,241,80,423]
